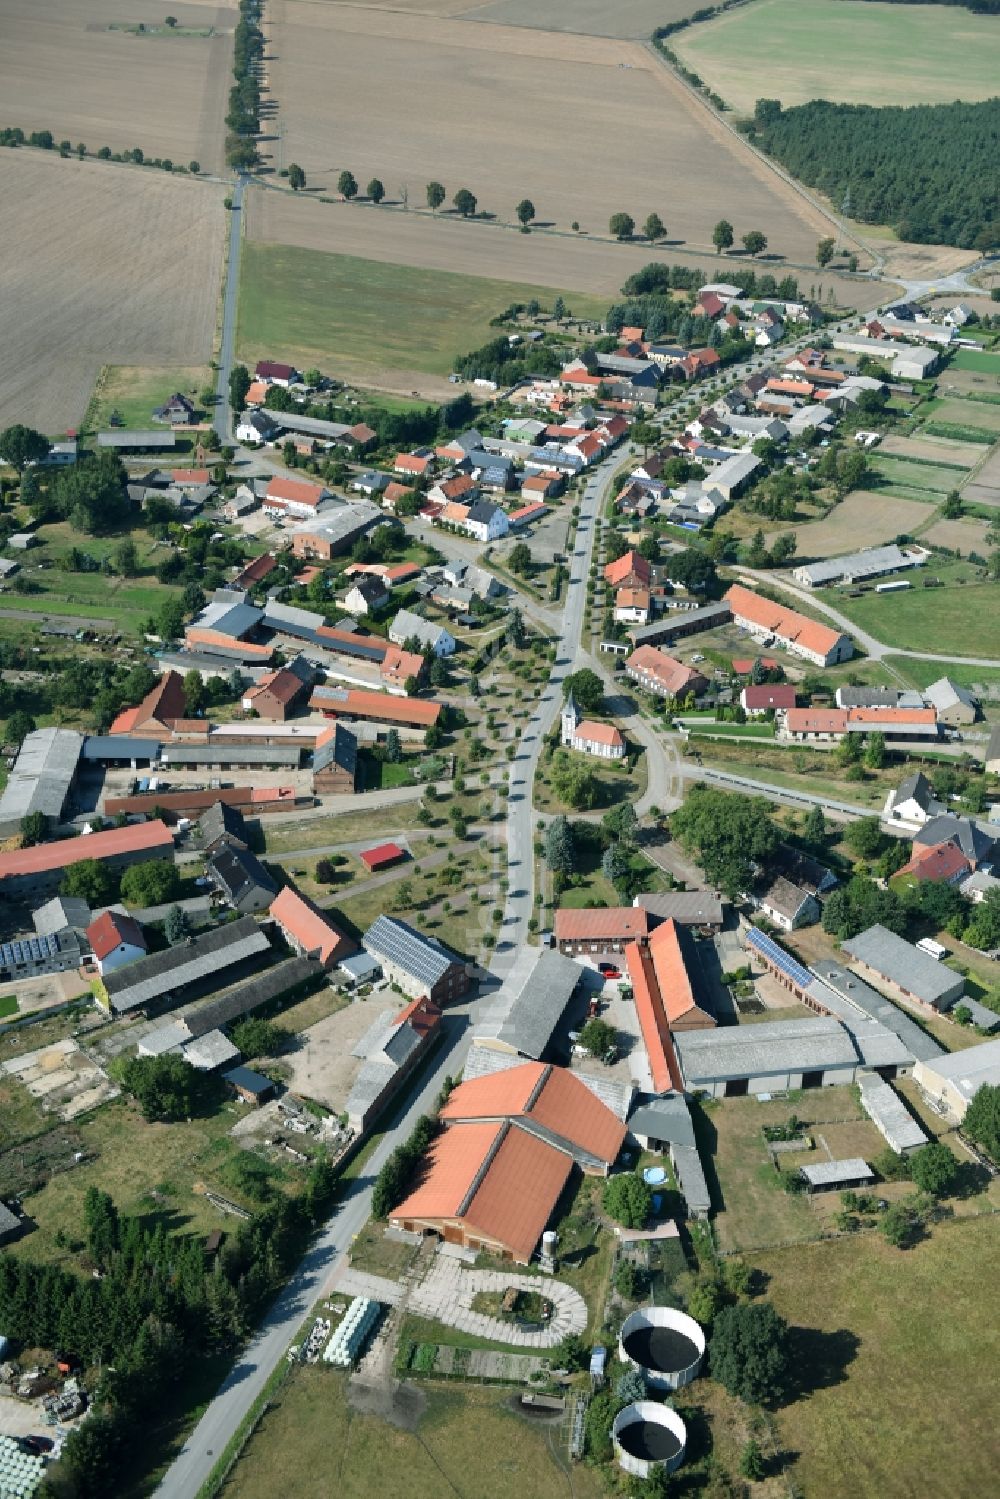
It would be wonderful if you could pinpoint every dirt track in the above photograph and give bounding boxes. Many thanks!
[0,0,232,172]
[264,1,834,264]
[0,152,225,433]
[246,186,884,309]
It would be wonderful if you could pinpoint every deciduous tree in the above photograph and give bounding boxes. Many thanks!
[610,212,635,240]
[453,187,477,216]
[337,169,358,200]
[712,218,734,254]
[287,163,306,191]
[426,180,446,211]
[709,1301,790,1405]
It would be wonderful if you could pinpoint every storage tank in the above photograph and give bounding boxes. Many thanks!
[541,1231,558,1255]
[619,1307,705,1392]
[612,1401,687,1479]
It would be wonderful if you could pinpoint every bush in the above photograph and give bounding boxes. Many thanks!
[709,1301,790,1405]
[603,1173,652,1228]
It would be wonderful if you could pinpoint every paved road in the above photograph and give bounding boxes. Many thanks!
[155,453,624,1499]
[214,175,247,444]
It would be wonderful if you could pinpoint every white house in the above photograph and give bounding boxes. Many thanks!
[344,576,389,617]
[86,910,147,977]
[561,693,625,761]
[236,410,280,445]
[464,500,509,543]
[881,771,944,831]
[389,608,456,658]
[758,877,819,932]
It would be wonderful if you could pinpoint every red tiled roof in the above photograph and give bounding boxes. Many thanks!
[625,943,679,1094]
[742,684,797,710]
[574,719,625,749]
[170,469,211,486]
[528,1067,626,1164]
[626,646,703,698]
[234,553,277,586]
[395,453,431,474]
[732,657,780,675]
[786,708,849,734]
[246,668,306,706]
[462,1125,573,1263]
[848,707,937,727]
[392,1121,504,1219]
[899,842,972,883]
[725,584,848,660]
[359,841,406,871]
[0,821,173,881]
[269,885,352,964]
[309,687,441,727]
[86,909,146,962]
[605,550,651,587]
[265,476,326,509]
[554,907,652,942]
[245,380,269,405]
[616,588,650,610]
[256,361,297,381]
[441,1066,543,1122]
[648,919,714,1029]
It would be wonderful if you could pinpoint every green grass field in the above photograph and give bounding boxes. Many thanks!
[82,364,212,433]
[673,0,1000,111]
[832,574,1000,656]
[236,242,608,382]
[950,348,1000,376]
[222,1371,605,1499]
[869,456,963,494]
[760,1218,999,1499]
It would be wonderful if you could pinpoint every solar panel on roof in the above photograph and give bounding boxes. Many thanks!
[746,926,812,988]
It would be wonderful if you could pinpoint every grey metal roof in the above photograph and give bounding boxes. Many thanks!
[197,801,248,849]
[180,955,318,1035]
[194,599,263,640]
[674,1015,857,1086]
[857,1072,928,1153]
[267,411,351,440]
[97,429,176,448]
[916,1038,1000,1104]
[0,727,83,832]
[183,1029,241,1071]
[290,502,382,545]
[628,1092,696,1148]
[224,1065,273,1095]
[847,1022,914,1070]
[138,1019,191,1056]
[837,687,900,709]
[0,930,79,969]
[807,960,942,1063]
[104,916,271,1013]
[796,544,921,587]
[390,608,449,649]
[913,815,996,866]
[261,600,326,634]
[32,894,92,936]
[485,949,583,1060]
[801,1158,873,1188]
[629,601,731,647]
[842,925,967,1009]
[987,724,1000,764]
[81,736,162,763]
[363,914,459,989]
[673,1140,711,1214]
[0,1202,21,1236]
[161,742,303,767]
[924,676,978,713]
[957,997,1000,1032]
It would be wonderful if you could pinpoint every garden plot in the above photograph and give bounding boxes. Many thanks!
[879,433,979,469]
[1,1039,118,1121]
[776,491,929,557]
[962,446,1000,508]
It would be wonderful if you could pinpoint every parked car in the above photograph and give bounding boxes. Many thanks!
[598,962,621,978]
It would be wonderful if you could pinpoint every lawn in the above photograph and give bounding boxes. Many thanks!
[759,1217,999,1499]
[82,363,213,433]
[673,0,1000,110]
[222,1369,605,1499]
[691,741,891,809]
[882,655,1000,692]
[237,242,608,382]
[533,747,647,815]
[829,573,1000,656]
[5,1096,289,1262]
[260,804,427,855]
[869,455,963,494]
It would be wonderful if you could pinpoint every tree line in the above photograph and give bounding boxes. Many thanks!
[226,0,264,170]
[745,97,999,250]
[619,260,800,301]
[0,126,200,174]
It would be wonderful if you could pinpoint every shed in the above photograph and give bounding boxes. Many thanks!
[224,1066,276,1105]
[359,841,406,873]
[800,1158,874,1192]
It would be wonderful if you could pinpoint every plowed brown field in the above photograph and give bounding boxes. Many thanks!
[0,152,225,434]
[0,0,233,172]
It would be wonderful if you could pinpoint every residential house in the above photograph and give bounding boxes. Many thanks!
[986,724,1000,776]
[255,360,300,386]
[882,770,945,830]
[389,609,455,657]
[757,877,819,931]
[197,801,248,855]
[362,913,470,1005]
[741,684,797,714]
[263,476,329,519]
[351,471,391,498]
[625,646,707,701]
[428,475,477,508]
[311,723,359,794]
[344,575,390,617]
[464,499,509,543]
[269,885,354,968]
[554,906,652,955]
[912,814,997,869]
[923,676,978,727]
[236,410,281,445]
[897,842,972,887]
[241,666,311,721]
[224,484,260,520]
[605,550,652,590]
[614,587,652,625]
[395,452,433,479]
[206,845,278,914]
[86,910,148,976]
[153,392,197,425]
[289,504,382,560]
[560,692,625,761]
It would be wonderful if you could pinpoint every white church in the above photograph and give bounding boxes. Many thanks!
[561,691,626,761]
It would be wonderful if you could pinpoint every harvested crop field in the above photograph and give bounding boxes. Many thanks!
[0,0,233,172]
[264,0,835,261]
[921,515,991,552]
[777,491,929,558]
[962,448,1000,508]
[0,151,224,434]
[879,434,979,468]
[463,0,704,36]
[245,186,881,309]
[673,0,1000,111]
